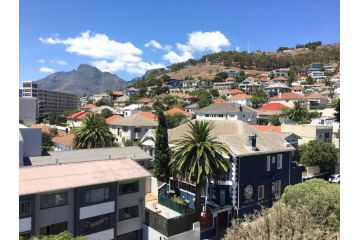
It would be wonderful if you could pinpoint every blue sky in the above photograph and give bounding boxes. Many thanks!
[20,0,340,82]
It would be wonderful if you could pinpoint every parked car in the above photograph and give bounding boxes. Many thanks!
[328,173,340,183]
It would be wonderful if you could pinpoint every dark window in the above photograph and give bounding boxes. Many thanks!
[19,201,31,217]
[116,230,141,240]
[40,192,68,209]
[118,205,139,221]
[123,126,129,132]
[205,114,209,117]
[85,187,110,204]
[40,221,67,235]
[134,128,141,133]
[83,214,111,234]
[119,181,139,195]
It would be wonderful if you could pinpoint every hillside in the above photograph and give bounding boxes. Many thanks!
[35,64,130,96]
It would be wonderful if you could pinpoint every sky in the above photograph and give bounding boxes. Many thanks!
[20,0,340,82]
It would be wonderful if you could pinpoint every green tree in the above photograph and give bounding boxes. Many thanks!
[159,74,171,82]
[280,179,340,234]
[163,95,178,107]
[250,89,268,108]
[284,101,308,123]
[72,115,114,149]
[213,72,228,82]
[20,231,86,240]
[287,68,297,87]
[209,89,219,98]
[306,75,314,85]
[170,121,231,216]
[298,140,339,172]
[268,114,281,126]
[86,99,94,104]
[165,113,187,128]
[332,98,340,122]
[100,109,113,119]
[95,99,112,107]
[153,111,171,182]
[42,132,53,152]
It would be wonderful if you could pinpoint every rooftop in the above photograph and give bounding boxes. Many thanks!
[197,102,257,114]
[51,131,74,147]
[228,93,252,100]
[213,98,227,103]
[252,125,281,133]
[269,92,305,101]
[28,146,152,166]
[265,83,290,89]
[256,103,288,112]
[81,104,97,109]
[105,114,122,124]
[111,114,158,127]
[137,111,157,121]
[137,97,153,103]
[165,108,190,117]
[20,159,151,196]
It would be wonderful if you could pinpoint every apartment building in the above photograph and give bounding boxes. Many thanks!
[19,158,151,240]
[19,97,38,125]
[309,71,326,81]
[21,81,79,118]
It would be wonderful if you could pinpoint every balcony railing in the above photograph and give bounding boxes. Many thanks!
[144,208,198,237]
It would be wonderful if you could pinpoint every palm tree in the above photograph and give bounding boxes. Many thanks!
[284,101,308,123]
[72,114,114,149]
[170,120,231,216]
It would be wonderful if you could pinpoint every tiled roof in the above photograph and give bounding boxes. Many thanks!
[138,111,157,121]
[274,76,288,81]
[19,159,151,195]
[306,92,329,99]
[213,98,227,103]
[269,92,305,100]
[291,86,303,90]
[229,93,252,100]
[137,97,153,103]
[81,104,97,109]
[165,108,190,117]
[256,103,288,111]
[30,124,50,134]
[252,125,281,133]
[68,111,92,120]
[197,102,257,114]
[51,132,74,147]
[106,115,122,124]
[112,91,124,96]
[111,114,158,127]
[226,76,236,81]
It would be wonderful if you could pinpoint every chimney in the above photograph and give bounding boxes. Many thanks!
[248,133,257,151]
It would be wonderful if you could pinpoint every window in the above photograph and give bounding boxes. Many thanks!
[205,114,209,117]
[40,192,68,209]
[210,188,216,202]
[19,201,31,217]
[123,126,129,132]
[83,214,111,234]
[266,156,271,171]
[277,154,283,169]
[272,180,281,198]
[119,181,139,195]
[134,128,141,133]
[272,156,276,163]
[258,185,264,200]
[218,114,224,118]
[85,187,110,204]
[118,205,139,221]
[40,221,68,236]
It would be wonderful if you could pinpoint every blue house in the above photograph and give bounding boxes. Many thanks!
[161,120,303,239]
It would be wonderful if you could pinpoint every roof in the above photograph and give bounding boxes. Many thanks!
[137,111,157,121]
[165,108,190,117]
[313,82,325,87]
[90,106,119,114]
[106,115,122,124]
[197,102,257,114]
[183,95,198,100]
[221,89,243,95]
[67,111,92,120]
[265,83,290,89]
[274,76,288,81]
[228,93,252,100]
[30,124,50,134]
[111,114,158,127]
[51,132,74,147]
[112,91,124,96]
[256,103,288,111]
[269,92,305,101]
[19,159,151,196]
[185,103,199,109]
[226,76,236,81]
[168,120,294,156]
[81,104,97,109]
[291,86,303,90]
[213,98,227,103]
[137,97,153,103]
[252,125,281,133]
[306,92,329,100]
[29,146,153,166]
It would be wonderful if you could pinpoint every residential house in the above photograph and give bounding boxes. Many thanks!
[227,93,253,106]
[111,91,124,100]
[213,82,235,91]
[219,89,243,98]
[51,130,74,151]
[19,158,151,240]
[255,103,288,120]
[291,86,304,95]
[113,96,130,110]
[90,106,121,115]
[67,111,92,128]
[123,104,141,117]
[225,77,236,83]
[330,73,340,83]
[163,79,182,89]
[80,104,97,112]
[309,71,326,82]
[196,102,257,124]
[109,114,158,146]
[165,108,191,118]
[272,77,289,84]
[224,69,240,78]
[136,98,154,107]
[251,125,301,147]
[305,92,330,109]
[213,98,228,103]
[281,124,333,145]
[269,69,289,78]
[324,65,336,73]
[125,87,139,96]
[239,77,263,91]
[307,63,323,73]
[182,95,198,104]
[184,103,199,114]
[137,111,157,121]
[265,83,291,98]
[269,92,305,107]
[105,115,122,124]
[90,92,112,102]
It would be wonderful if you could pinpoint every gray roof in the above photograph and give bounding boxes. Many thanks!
[111,114,158,127]
[168,120,294,156]
[185,103,199,109]
[196,102,257,114]
[29,146,152,166]
[265,83,290,89]
[90,105,120,114]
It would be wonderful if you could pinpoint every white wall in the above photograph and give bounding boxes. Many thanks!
[19,128,42,158]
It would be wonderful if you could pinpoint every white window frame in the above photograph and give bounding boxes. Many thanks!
[277,154,283,169]
[266,156,271,171]
[272,156,276,164]
[258,185,264,200]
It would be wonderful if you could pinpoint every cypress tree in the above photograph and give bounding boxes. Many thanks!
[153,110,171,182]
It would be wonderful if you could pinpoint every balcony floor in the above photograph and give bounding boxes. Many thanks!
[146,200,181,219]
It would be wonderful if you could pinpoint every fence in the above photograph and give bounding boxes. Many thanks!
[144,208,199,237]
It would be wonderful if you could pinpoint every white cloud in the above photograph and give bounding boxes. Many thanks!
[39,67,55,73]
[37,59,45,63]
[163,31,231,64]
[145,40,171,51]
[235,46,240,51]
[163,51,193,64]
[50,59,67,65]
[39,31,164,75]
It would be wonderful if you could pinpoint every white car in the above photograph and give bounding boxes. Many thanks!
[328,174,340,183]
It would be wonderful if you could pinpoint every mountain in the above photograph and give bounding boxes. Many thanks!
[35,64,130,96]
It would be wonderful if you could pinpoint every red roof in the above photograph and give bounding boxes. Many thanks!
[106,115,122,124]
[270,92,304,100]
[136,98,153,103]
[226,76,236,81]
[256,103,288,111]
[165,108,190,117]
[112,91,124,96]
[183,95,198,100]
[274,76,288,81]
[137,111,157,121]
[313,82,325,87]
[30,124,51,134]
[229,93,252,100]
[67,111,92,120]
[81,104,97,109]
[51,131,74,147]
[252,125,281,133]
[214,98,227,103]
[291,86,303,90]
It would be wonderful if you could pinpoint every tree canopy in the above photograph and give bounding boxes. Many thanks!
[20,231,86,240]
[100,108,113,119]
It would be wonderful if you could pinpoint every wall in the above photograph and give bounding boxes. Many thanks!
[19,133,24,166]
[19,97,37,125]
[281,124,333,145]
[19,128,42,158]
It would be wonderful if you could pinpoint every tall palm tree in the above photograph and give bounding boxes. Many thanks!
[170,120,231,216]
[285,100,308,122]
[72,114,114,149]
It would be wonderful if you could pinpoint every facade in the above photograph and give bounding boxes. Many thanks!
[309,71,326,81]
[22,81,79,118]
[239,77,263,91]
[281,124,333,145]
[213,82,235,90]
[196,102,257,124]
[307,63,323,73]
[90,93,112,102]
[265,83,291,98]
[224,69,240,78]
[269,69,289,78]
[19,97,38,125]
[19,124,42,166]
[227,93,252,106]
[19,159,150,240]
[184,103,199,113]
